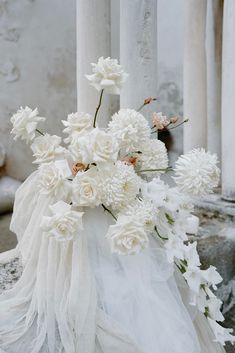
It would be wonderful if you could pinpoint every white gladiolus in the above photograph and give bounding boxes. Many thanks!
[31,134,65,164]
[208,318,235,346]
[138,139,168,175]
[38,160,71,200]
[86,56,128,94]
[106,215,149,255]
[100,161,141,210]
[72,167,101,207]
[174,148,220,196]
[41,201,83,241]
[108,109,151,153]
[10,106,45,143]
[62,112,93,143]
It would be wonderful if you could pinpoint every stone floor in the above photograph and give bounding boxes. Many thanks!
[0,212,17,253]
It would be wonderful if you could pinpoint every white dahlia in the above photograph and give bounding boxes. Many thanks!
[86,57,128,95]
[100,161,141,210]
[138,139,168,175]
[10,106,45,143]
[62,112,93,143]
[174,149,220,196]
[108,109,150,153]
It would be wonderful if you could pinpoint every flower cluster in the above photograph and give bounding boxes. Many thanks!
[10,56,233,345]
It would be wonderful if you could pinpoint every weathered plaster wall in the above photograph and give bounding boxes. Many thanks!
[0,0,76,181]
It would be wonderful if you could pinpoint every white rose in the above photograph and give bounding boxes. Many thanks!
[62,112,93,143]
[106,215,149,255]
[10,106,45,143]
[41,201,84,241]
[69,128,119,164]
[38,160,71,200]
[31,133,65,164]
[86,56,128,95]
[72,167,101,207]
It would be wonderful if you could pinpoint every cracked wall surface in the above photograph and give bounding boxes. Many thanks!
[0,0,76,181]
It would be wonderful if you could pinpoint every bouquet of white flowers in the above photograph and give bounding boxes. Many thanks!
[10,56,233,346]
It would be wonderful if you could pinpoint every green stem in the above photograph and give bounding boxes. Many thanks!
[102,204,117,221]
[154,226,168,241]
[137,167,172,174]
[36,128,44,136]
[93,89,104,128]
[167,119,189,130]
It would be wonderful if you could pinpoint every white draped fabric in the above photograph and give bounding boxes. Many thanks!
[0,173,226,353]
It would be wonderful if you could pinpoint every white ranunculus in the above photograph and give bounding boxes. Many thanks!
[106,215,149,255]
[31,133,65,164]
[10,106,45,143]
[41,201,84,241]
[86,56,128,94]
[62,112,93,143]
[108,109,151,153]
[38,160,71,200]
[137,138,168,176]
[100,161,142,211]
[174,148,220,196]
[69,128,119,165]
[72,167,101,207]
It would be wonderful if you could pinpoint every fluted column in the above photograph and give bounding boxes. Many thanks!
[206,0,223,163]
[183,0,207,152]
[222,0,235,201]
[76,0,111,125]
[120,0,158,117]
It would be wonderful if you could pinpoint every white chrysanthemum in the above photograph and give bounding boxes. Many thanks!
[62,112,93,143]
[86,57,128,94]
[31,134,65,164]
[122,199,155,233]
[100,161,141,210]
[174,149,220,196]
[10,106,45,143]
[138,139,168,175]
[106,215,149,255]
[108,109,150,153]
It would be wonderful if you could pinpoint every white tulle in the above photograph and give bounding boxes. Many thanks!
[0,172,226,353]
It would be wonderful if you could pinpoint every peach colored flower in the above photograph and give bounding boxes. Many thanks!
[170,116,178,124]
[72,162,87,176]
[152,112,169,130]
[123,156,138,166]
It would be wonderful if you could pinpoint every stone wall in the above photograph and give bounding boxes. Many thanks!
[0,0,77,181]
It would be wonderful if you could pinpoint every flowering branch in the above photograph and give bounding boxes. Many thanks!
[102,203,117,221]
[93,89,104,128]
[137,97,157,112]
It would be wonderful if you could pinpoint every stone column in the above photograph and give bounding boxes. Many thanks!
[222,0,235,201]
[76,0,111,126]
[206,0,223,163]
[183,0,207,152]
[120,0,158,118]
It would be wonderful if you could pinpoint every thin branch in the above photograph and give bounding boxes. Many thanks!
[93,89,104,128]
[36,128,44,136]
[102,204,117,221]
[137,167,172,174]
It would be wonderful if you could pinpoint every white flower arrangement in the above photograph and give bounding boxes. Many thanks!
[10,56,234,346]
